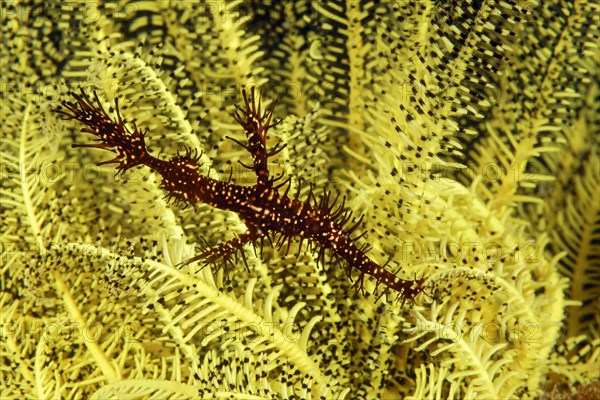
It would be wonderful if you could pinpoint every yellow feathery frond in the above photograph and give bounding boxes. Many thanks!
[1,1,597,398]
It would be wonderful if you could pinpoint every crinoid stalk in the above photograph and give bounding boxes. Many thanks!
[57,88,427,304]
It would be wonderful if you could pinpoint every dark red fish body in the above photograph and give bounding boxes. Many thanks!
[56,88,426,303]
